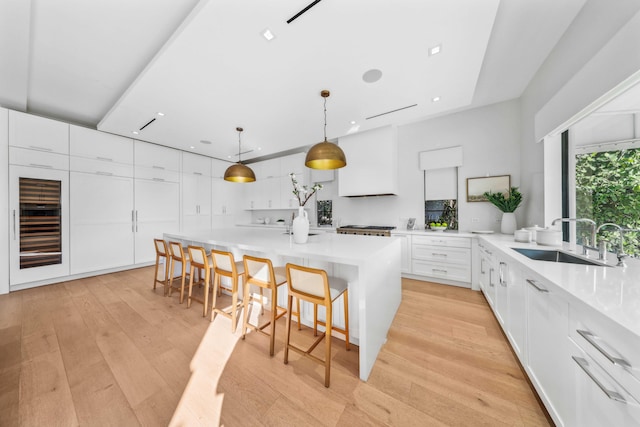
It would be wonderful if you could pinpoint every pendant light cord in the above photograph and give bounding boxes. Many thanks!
[323,96,327,142]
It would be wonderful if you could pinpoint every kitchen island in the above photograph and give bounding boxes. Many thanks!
[164,227,402,381]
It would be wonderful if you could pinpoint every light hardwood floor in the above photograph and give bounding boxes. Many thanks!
[0,267,551,426]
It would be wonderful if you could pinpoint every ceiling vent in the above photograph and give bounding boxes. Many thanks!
[139,117,156,131]
[287,0,322,24]
[366,104,418,120]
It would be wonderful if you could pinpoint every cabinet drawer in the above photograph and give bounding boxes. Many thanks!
[413,244,470,264]
[70,125,133,164]
[9,146,69,170]
[412,260,471,283]
[9,110,69,154]
[569,303,640,398]
[135,166,180,183]
[70,157,134,177]
[412,235,471,248]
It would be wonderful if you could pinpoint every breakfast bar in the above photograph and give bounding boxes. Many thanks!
[164,228,402,381]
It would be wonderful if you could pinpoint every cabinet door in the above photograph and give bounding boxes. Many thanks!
[134,140,180,171]
[526,275,571,426]
[263,176,280,209]
[570,340,640,427]
[505,264,526,359]
[9,165,70,286]
[70,125,133,164]
[182,172,212,233]
[9,110,69,154]
[70,172,134,274]
[134,179,180,263]
[495,259,508,326]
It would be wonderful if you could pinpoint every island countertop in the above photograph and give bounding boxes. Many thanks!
[165,227,400,266]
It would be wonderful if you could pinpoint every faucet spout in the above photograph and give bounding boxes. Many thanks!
[551,218,597,252]
[596,223,626,266]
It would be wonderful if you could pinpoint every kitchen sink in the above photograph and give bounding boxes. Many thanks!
[512,248,608,266]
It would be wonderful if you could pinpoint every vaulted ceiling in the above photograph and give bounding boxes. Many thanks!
[0,0,587,161]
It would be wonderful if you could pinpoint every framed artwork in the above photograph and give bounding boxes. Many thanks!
[466,175,510,202]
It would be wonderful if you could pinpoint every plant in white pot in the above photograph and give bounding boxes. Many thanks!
[484,187,523,234]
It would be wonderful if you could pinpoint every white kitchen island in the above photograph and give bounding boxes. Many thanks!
[164,228,402,381]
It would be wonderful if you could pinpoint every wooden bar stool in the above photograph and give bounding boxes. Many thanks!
[153,239,170,295]
[241,255,288,356]
[211,249,245,332]
[167,241,191,303]
[186,245,213,317]
[284,263,350,388]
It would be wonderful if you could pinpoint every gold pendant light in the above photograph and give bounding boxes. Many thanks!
[305,90,347,170]
[224,127,256,182]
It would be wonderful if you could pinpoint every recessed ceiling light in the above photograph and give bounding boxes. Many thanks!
[132,131,139,135]
[429,44,442,56]
[262,28,275,41]
[190,146,195,150]
[350,120,356,125]
[200,140,212,145]
[432,96,441,102]
[362,69,383,83]
[157,112,165,116]
[227,155,232,159]
[257,147,262,151]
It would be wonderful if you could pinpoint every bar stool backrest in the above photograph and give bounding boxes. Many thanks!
[154,239,168,256]
[286,264,330,304]
[244,256,275,285]
[212,249,236,274]
[168,241,186,261]
[188,246,208,268]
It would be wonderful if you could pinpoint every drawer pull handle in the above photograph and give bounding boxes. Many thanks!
[193,172,203,176]
[152,165,165,170]
[152,178,165,182]
[486,250,493,255]
[29,163,53,169]
[480,258,485,274]
[96,171,113,176]
[577,330,631,368]
[431,252,447,257]
[29,145,53,152]
[96,156,113,162]
[526,279,548,293]
[432,268,447,274]
[572,356,626,403]
[489,268,495,287]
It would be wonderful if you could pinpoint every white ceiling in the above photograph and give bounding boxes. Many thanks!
[1,0,587,162]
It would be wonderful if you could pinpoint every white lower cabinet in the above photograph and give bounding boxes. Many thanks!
[70,172,134,274]
[411,235,471,286]
[134,179,180,264]
[391,232,412,274]
[478,242,496,306]
[524,273,571,426]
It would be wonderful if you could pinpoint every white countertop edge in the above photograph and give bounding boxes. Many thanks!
[479,234,640,338]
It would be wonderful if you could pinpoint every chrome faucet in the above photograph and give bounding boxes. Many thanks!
[596,223,627,266]
[551,218,600,257]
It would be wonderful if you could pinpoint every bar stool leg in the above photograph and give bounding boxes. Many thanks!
[325,306,333,388]
[211,274,220,322]
[231,276,239,333]
[202,267,210,317]
[343,291,350,351]
[269,287,278,356]
[241,278,251,340]
[284,294,293,365]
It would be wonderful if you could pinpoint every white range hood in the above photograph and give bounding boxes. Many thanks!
[338,126,398,197]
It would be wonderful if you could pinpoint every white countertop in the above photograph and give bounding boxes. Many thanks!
[165,227,397,266]
[392,229,476,237]
[480,234,640,337]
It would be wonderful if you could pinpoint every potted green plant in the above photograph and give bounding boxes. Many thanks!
[484,187,523,234]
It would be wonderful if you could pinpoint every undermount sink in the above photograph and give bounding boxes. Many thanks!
[512,248,608,266]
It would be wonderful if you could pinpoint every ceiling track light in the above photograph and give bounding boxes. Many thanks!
[305,90,347,170]
[224,127,256,183]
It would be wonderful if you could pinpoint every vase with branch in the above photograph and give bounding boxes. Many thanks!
[290,173,322,243]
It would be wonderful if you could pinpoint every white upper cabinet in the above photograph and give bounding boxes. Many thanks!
[9,110,69,154]
[280,152,305,176]
[260,158,280,179]
[70,125,133,164]
[338,125,398,197]
[183,152,211,176]
[134,141,180,182]
[134,140,180,171]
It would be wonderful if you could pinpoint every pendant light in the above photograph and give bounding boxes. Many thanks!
[305,90,347,170]
[224,127,256,182]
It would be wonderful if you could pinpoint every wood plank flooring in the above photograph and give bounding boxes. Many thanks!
[0,268,551,426]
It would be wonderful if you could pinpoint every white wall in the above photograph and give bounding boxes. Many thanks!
[319,99,521,231]
[0,108,7,294]
[519,1,640,227]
